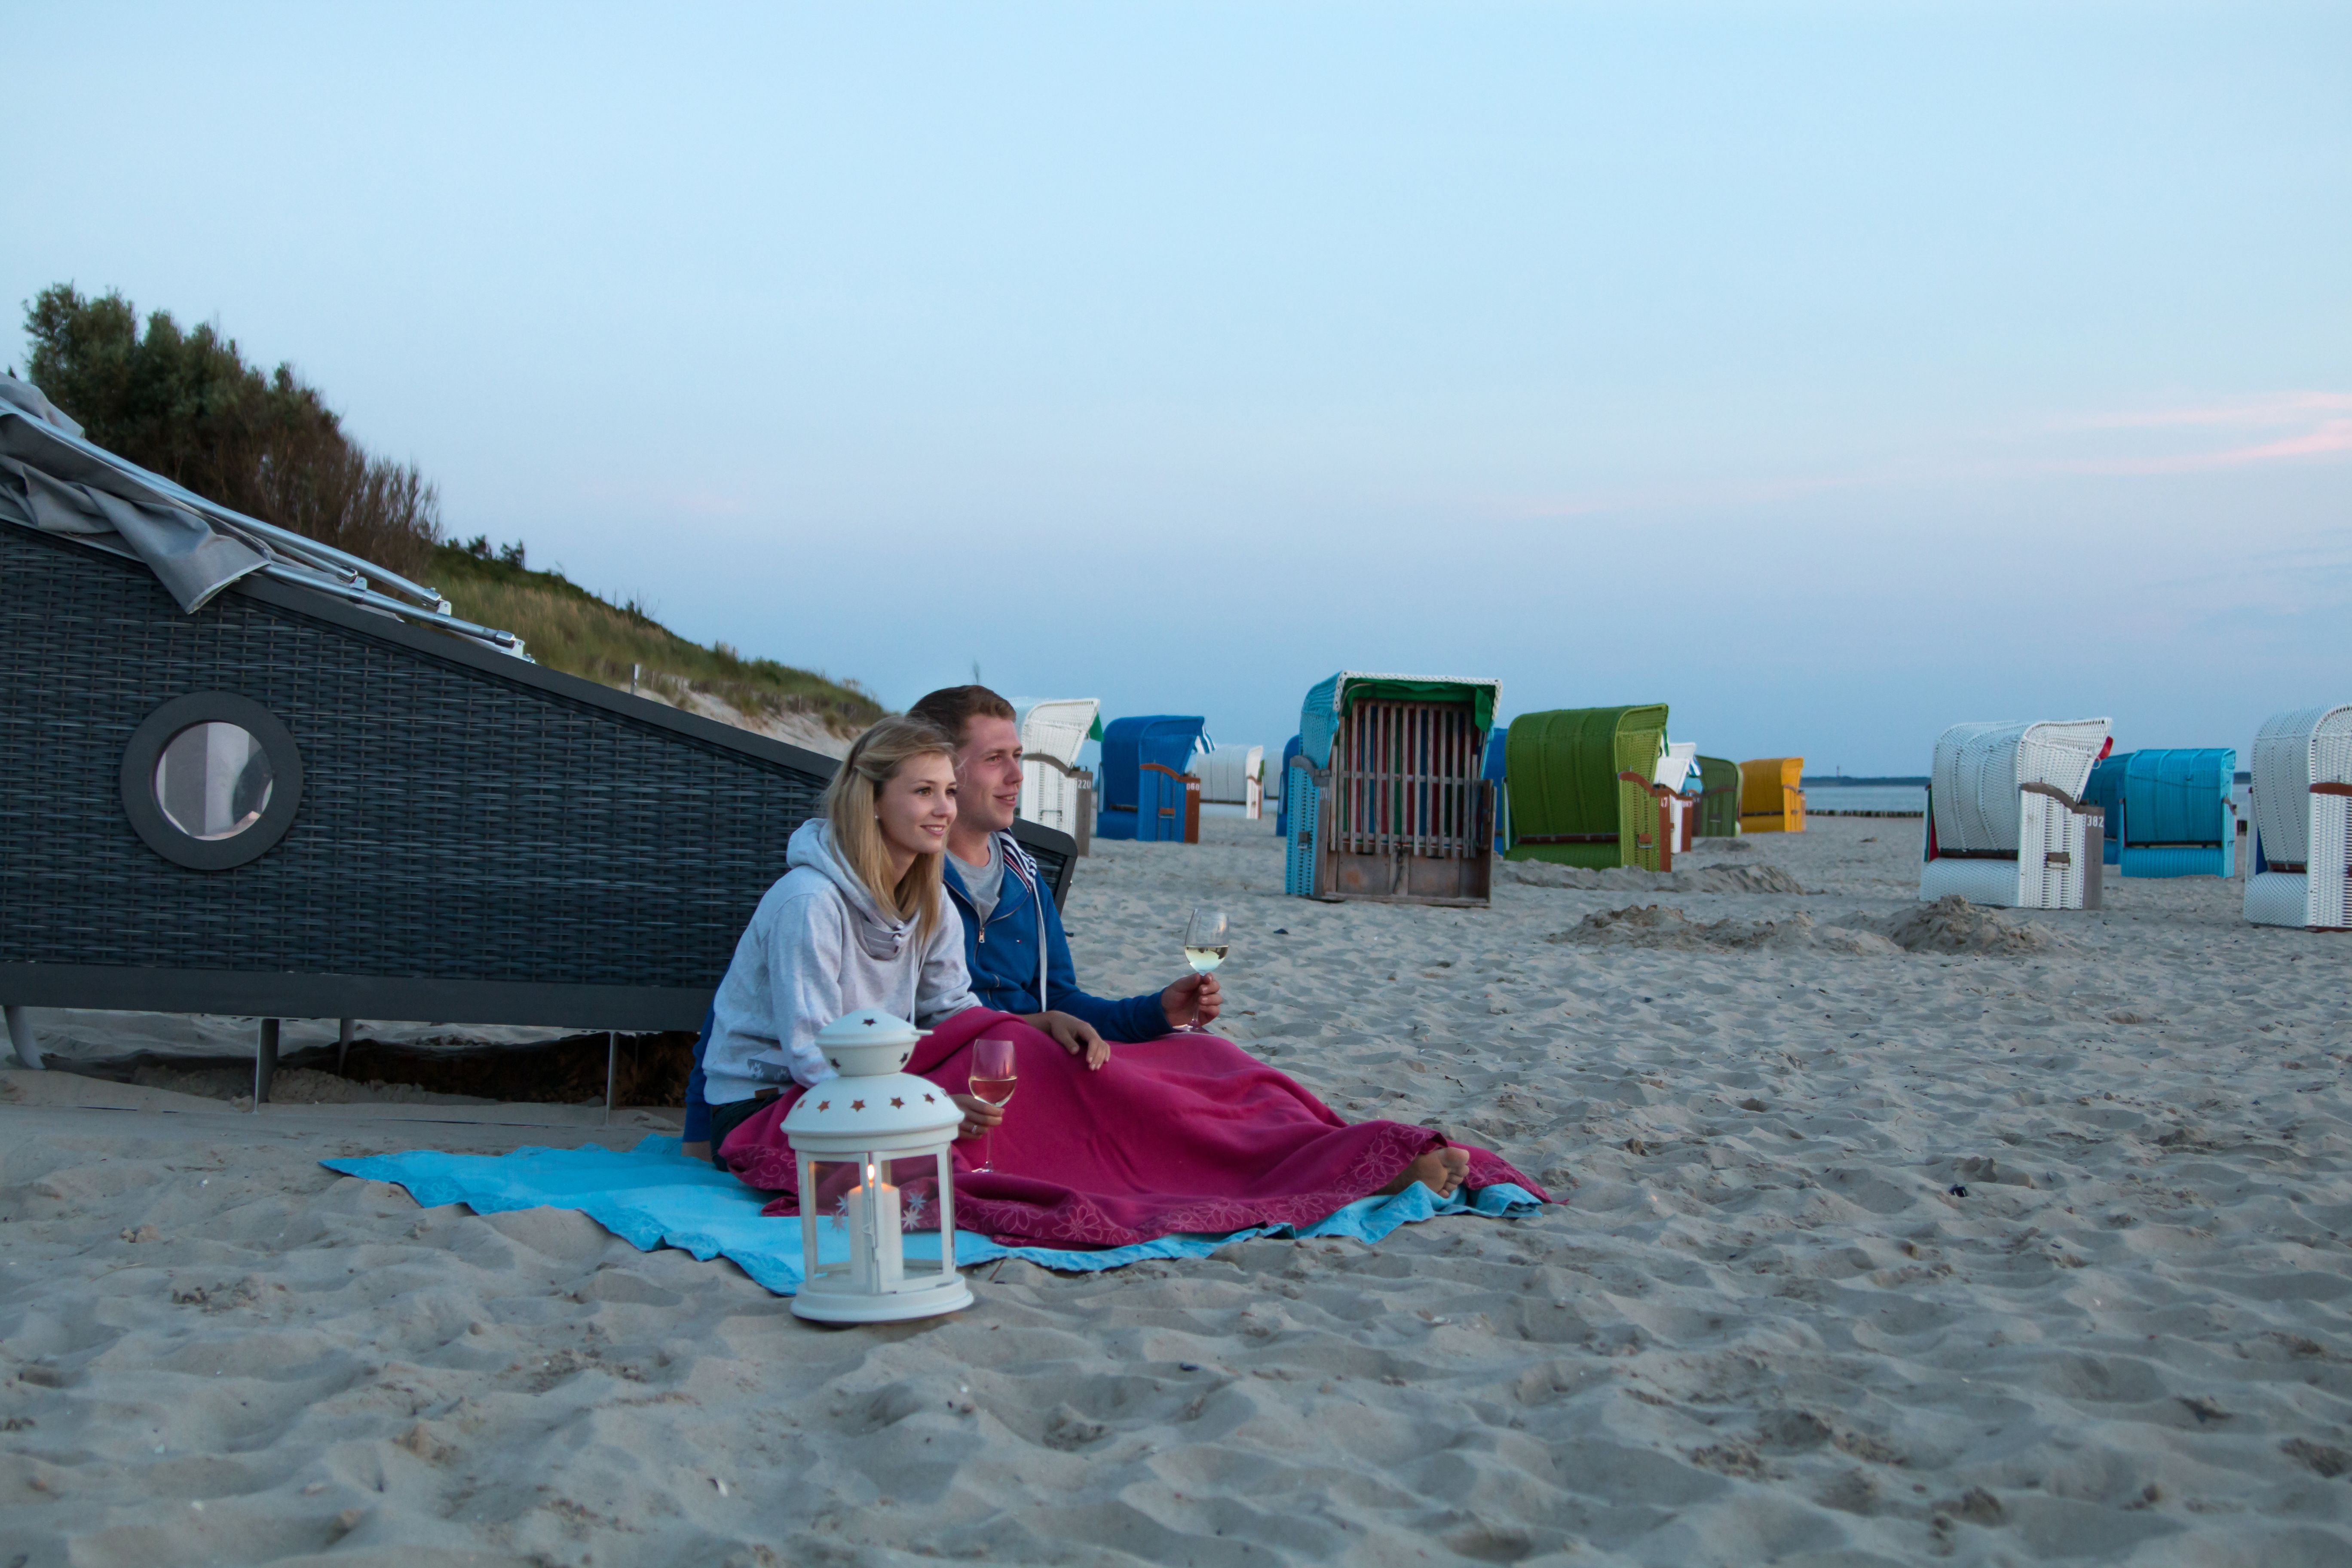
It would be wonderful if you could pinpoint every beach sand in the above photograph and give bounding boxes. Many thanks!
[3,814,2347,1565]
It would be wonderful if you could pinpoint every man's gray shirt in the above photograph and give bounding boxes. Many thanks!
[952,838,1004,928]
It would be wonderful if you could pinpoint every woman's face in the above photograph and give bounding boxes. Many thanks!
[876,753,957,861]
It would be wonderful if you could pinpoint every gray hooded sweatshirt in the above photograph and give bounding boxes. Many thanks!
[702,818,978,1104]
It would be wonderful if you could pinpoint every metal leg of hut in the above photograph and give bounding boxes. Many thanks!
[605,1031,618,1127]
[337,1017,354,1075]
[3,1006,43,1070]
[254,1018,279,1110]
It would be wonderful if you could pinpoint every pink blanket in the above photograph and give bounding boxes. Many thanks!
[718,1008,1548,1248]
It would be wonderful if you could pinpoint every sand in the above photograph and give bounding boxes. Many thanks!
[3,814,2348,1565]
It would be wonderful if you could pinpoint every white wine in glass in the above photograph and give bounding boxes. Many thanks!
[1179,907,1229,1030]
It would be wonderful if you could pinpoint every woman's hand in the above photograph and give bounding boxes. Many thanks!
[1160,973,1222,1030]
[1022,1011,1109,1069]
[949,1092,1005,1141]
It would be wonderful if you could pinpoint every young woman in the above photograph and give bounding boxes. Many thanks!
[699,716,998,1155]
[710,731,1548,1243]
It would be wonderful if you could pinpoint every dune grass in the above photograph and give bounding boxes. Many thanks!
[429,545,884,738]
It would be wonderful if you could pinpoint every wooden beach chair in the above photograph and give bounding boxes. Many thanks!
[2245,706,2352,931]
[1918,720,2110,910]
[1284,672,1499,906]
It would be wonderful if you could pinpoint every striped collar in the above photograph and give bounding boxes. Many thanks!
[995,829,1041,892]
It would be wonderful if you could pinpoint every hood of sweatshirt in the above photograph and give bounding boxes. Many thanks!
[785,818,918,962]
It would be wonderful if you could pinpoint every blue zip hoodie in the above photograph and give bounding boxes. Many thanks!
[946,829,1172,1044]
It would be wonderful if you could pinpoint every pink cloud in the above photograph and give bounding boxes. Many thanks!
[2067,391,2352,432]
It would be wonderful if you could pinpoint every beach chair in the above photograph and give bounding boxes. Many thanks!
[1919,720,2111,910]
[1096,716,1208,843]
[1011,698,1099,848]
[1274,734,1302,837]
[1657,742,1700,853]
[1739,757,1806,833]
[1483,730,1511,852]
[1284,672,1499,906]
[1501,704,1672,871]
[1195,744,1267,818]
[2085,752,2129,866]
[1694,756,1743,837]
[2118,748,2237,879]
[2245,706,2352,930]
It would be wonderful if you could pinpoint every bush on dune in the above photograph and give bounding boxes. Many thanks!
[20,284,883,737]
[22,284,442,581]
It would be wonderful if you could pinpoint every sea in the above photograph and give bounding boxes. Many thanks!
[1804,779,2256,818]
[1804,782,1927,815]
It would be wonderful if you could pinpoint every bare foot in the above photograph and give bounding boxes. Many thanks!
[1376,1146,1470,1200]
[681,1141,711,1163]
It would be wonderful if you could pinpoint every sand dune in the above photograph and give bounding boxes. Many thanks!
[2,815,2347,1565]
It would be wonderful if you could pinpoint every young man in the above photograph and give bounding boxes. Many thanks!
[907,686,1220,1052]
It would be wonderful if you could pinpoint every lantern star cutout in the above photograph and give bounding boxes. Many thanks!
[891,1096,905,1109]
[817,1101,830,1112]
[851,1099,866,1112]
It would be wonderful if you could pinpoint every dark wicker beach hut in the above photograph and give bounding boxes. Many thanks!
[0,379,1075,1087]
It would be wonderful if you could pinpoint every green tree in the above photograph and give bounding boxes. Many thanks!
[22,285,442,581]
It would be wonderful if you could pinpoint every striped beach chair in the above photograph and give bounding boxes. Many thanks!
[1919,720,2111,910]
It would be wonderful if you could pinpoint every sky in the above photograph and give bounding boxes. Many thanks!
[7,3,2347,772]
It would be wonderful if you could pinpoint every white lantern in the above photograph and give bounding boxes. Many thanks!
[785,1011,974,1324]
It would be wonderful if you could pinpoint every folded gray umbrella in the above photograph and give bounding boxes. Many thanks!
[0,374,522,652]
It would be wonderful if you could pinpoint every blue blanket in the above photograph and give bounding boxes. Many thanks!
[323,1136,1541,1295]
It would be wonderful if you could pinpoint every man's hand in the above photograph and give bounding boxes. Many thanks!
[949,1093,1005,1140]
[1022,1010,1110,1070]
[1160,973,1222,1031]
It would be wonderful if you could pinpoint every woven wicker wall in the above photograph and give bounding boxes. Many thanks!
[0,524,831,993]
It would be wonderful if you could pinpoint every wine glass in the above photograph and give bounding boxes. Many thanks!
[970,1035,1018,1173]
[1178,906,1229,1032]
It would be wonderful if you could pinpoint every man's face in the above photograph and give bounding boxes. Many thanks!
[956,715,1025,834]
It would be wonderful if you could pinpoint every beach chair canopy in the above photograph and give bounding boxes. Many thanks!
[2251,707,2352,867]
[1657,741,1699,794]
[2247,705,2352,928]
[1009,698,1099,769]
[2123,749,2236,847]
[1100,716,1208,807]
[1738,756,1806,831]
[0,373,520,655]
[1930,721,2108,853]
[1695,755,1742,836]
[1194,744,1266,805]
[1296,673,1500,770]
[1503,704,1669,867]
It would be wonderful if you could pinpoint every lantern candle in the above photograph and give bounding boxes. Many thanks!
[785,1011,972,1323]
[847,1165,903,1292]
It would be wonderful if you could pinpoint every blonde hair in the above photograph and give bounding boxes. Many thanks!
[823,715,958,944]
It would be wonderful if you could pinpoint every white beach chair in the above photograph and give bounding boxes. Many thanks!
[2245,704,2352,931]
[1656,741,1698,852]
[1011,698,1099,840]
[1919,719,2111,910]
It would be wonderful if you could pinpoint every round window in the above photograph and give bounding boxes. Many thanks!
[154,722,277,840]
[121,694,304,870]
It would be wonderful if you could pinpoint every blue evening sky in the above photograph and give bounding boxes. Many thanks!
[8,4,2346,772]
